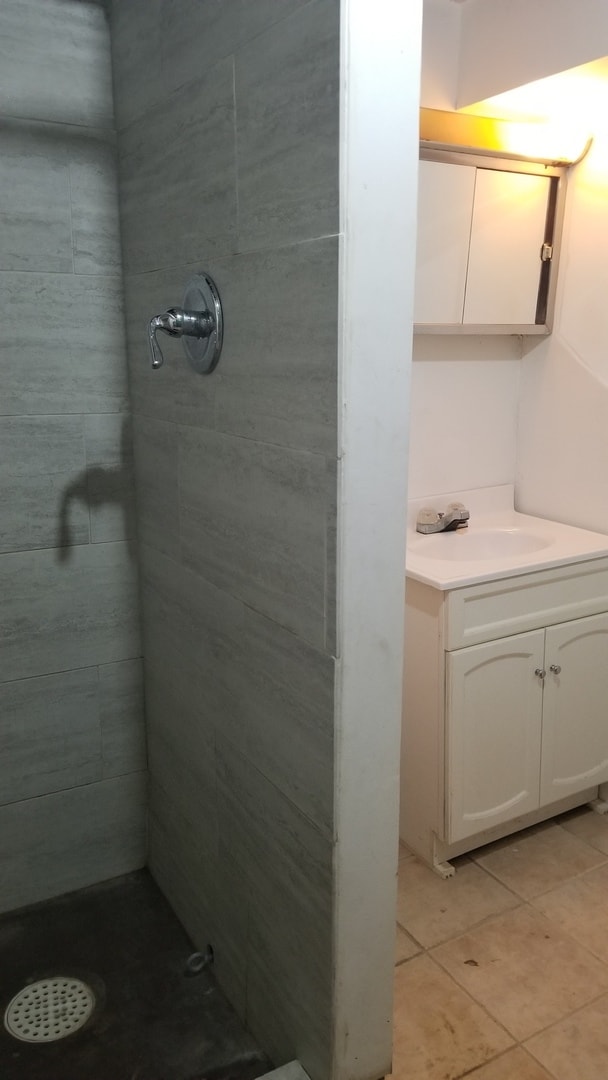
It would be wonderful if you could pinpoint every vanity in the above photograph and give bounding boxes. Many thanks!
[401,486,608,876]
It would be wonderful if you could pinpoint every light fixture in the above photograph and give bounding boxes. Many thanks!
[420,107,592,167]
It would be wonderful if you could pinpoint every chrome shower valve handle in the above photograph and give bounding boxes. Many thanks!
[148,310,179,369]
[147,272,224,375]
[148,307,214,369]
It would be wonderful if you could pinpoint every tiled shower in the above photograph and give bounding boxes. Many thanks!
[0,0,146,912]
[0,0,342,1074]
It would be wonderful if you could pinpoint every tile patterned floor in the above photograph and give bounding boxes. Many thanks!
[392,807,608,1080]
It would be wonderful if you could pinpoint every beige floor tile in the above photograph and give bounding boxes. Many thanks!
[558,806,608,856]
[526,993,608,1080]
[390,954,513,1080]
[396,854,519,949]
[395,923,421,964]
[461,1046,556,1079]
[431,905,608,1041]
[533,863,608,964]
[472,821,606,899]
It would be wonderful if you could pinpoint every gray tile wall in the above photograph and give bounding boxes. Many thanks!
[0,0,145,915]
[110,0,340,1073]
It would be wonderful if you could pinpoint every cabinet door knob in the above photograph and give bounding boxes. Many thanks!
[535,668,546,679]
[550,664,562,674]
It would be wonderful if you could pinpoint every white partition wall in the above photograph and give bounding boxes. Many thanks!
[333,3,422,1077]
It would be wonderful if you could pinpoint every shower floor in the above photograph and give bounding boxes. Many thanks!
[0,870,273,1080]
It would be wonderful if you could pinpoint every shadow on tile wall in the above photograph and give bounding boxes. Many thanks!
[57,416,136,562]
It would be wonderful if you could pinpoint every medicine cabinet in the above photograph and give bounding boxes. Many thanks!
[413,150,567,335]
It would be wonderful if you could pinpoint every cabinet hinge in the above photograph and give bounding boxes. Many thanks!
[540,242,553,262]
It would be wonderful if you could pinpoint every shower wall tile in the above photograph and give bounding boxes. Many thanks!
[110,0,162,131]
[147,704,217,860]
[0,116,120,275]
[215,604,335,832]
[247,922,331,1080]
[123,268,217,429]
[0,272,129,416]
[148,791,247,1021]
[179,428,329,649]
[88,461,136,545]
[84,413,132,468]
[203,849,250,1022]
[99,658,146,778]
[70,141,122,275]
[216,740,333,935]
[0,668,102,807]
[141,546,333,829]
[0,773,147,914]
[235,0,340,252]
[84,412,136,545]
[0,542,140,683]
[212,237,338,456]
[119,58,237,274]
[0,123,72,272]
[111,0,341,1060]
[140,544,239,733]
[148,786,213,937]
[0,0,145,914]
[325,460,338,657]
[0,0,114,129]
[159,0,310,98]
[132,416,180,558]
[216,740,333,1075]
[0,415,89,554]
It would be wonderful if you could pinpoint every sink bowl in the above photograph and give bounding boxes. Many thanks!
[406,486,608,589]
[411,527,553,562]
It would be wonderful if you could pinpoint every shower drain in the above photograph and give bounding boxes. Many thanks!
[3,977,95,1043]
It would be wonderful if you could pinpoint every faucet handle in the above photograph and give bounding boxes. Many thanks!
[148,310,181,369]
[416,507,441,527]
[146,272,224,375]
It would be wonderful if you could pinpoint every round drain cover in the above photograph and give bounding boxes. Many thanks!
[4,977,95,1043]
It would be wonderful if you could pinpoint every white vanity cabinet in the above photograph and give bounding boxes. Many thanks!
[447,629,545,844]
[401,558,608,875]
[540,613,608,804]
[414,153,565,335]
[448,614,608,845]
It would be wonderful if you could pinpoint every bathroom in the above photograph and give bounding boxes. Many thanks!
[1,0,608,1078]
[393,2,608,1078]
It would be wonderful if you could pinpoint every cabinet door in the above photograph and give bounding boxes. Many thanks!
[446,631,545,843]
[540,613,608,805]
[414,159,476,324]
[464,169,549,325]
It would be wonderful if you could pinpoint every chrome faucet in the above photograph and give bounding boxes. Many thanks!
[416,502,470,534]
[147,272,224,374]
[148,307,215,369]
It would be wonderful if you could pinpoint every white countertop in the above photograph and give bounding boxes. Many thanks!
[406,485,608,590]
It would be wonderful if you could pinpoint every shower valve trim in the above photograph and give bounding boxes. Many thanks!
[147,272,223,375]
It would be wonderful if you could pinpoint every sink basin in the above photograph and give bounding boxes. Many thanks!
[410,527,552,561]
[406,486,608,590]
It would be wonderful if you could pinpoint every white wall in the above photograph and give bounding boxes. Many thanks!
[516,130,608,534]
[458,0,608,107]
[334,2,422,1076]
[420,0,461,109]
[409,336,521,499]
